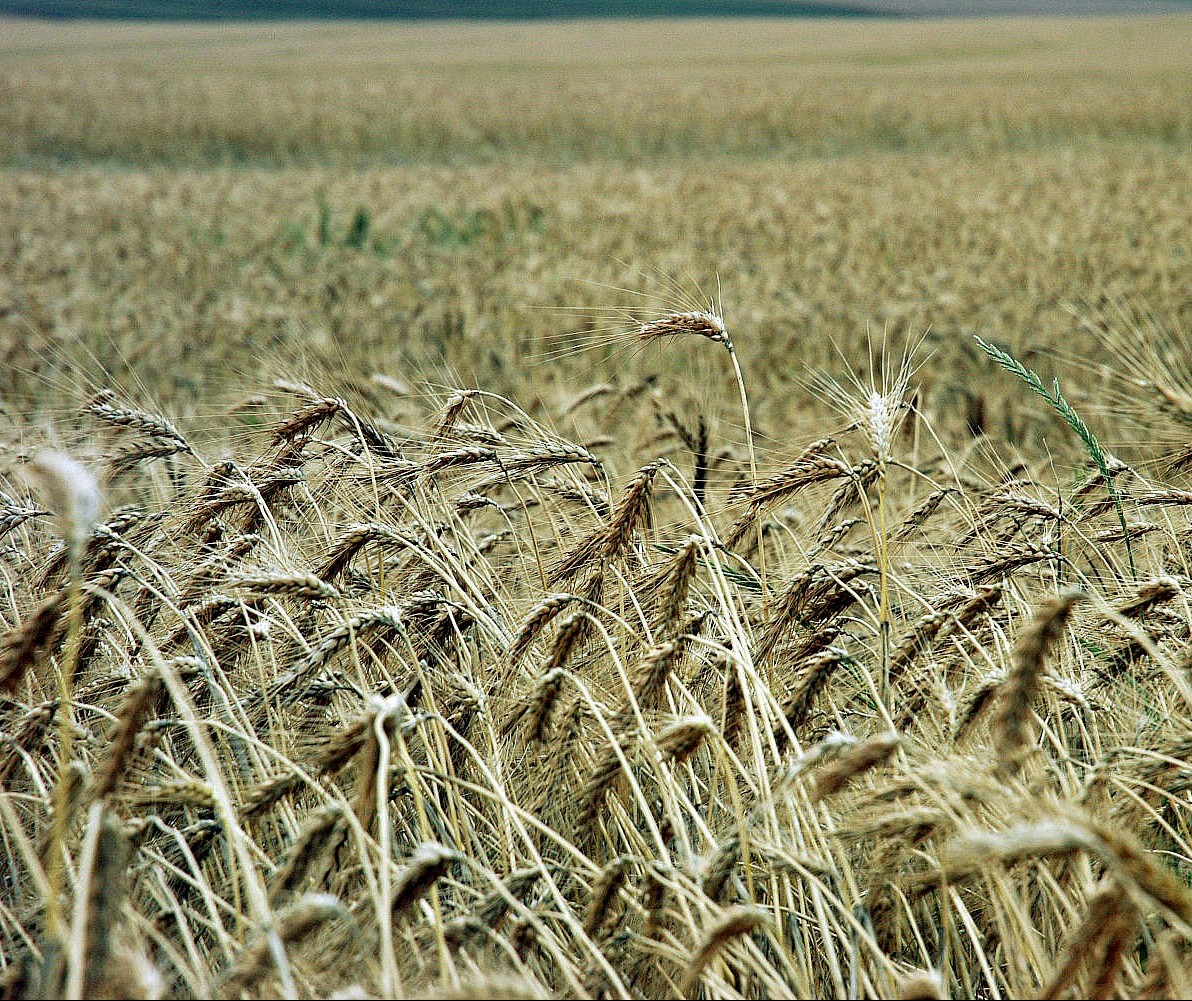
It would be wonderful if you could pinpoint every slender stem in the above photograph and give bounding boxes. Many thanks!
[877,468,891,703]
[375,710,400,998]
[727,344,765,598]
[46,566,83,943]
[855,465,897,731]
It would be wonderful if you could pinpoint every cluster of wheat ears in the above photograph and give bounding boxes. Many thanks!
[3,299,1192,1000]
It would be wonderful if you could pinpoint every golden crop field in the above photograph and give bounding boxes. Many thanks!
[2,13,1192,1000]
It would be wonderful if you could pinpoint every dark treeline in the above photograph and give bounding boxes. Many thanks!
[0,1,890,20]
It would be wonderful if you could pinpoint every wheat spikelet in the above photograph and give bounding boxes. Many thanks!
[726,436,835,507]
[1134,930,1191,1000]
[642,535,700,637]
[390,843,460,920]
[87,391,190,445]
[442,914,490,949]
[432,389,480,438]
[1090,819,1192,924]
[271,395,342,444]
[454,489,501,514]
[702,835,743,904]
[269,802,349,903]
[656,714,714,765]
[888,609,950,686]
[993,589,1085,775]
[319,522,418,584]
[638,615,704,701]
[584,856,631,937]
[469,865,552,930]
[892,488,953,542]
[959,490,1062,546]
[679,906,769,998]
[1091,519,1162,545]
[942,584,1005,639]
[606,459,659,558]
[163,592,244,648]
[756,559,875,665]
[90,672,161,801]
[108,440,193,478]
[338,404,394,459]
[366,455,420,490]
[421,445,498,478]
[579,730,635,835]
[252,466,308,513]
[776,647,849,738]
[541,609,591,675]
[1082,488,1192,520]
[0,699,59,784]
[953,675,1002,742]
[551,461,658,583]
[810,515,865,557]
[720,658,744,749]
[897,969,946,1000]
[0,593,63,693]
[928,819,1092,892]
[178,480,261,537]
[624,636,687,714]
[639,309,730,347]
[927,813,1192,939]
[725,451,850,548]
[36,508,150,593]
[220,893,345,995]
[813,458,881,534]
[522,666,567,743]
[270,387,394,456]
[439,420,505,446]
[1108,575,1182,620]
[811,731,901,801]
[242,707,377,817]
[964,541,1062,584]
[638,861,670,941]
[473,528,511,559]
[126,778,216,809]
[1041,673,1092,715]
[1163,439,1192,473]
[37,759,88,863]
[1037,880,1136,1001]
[539,477,610,517]
[177,532,263,602]
[350,718,383,833]
[507,592,576,664]
[550,531,607,588]
[500,441,602,476]
[839,806,957,851]
[227,571,341,601]
[257,604,405,709]
[0,493,50,538]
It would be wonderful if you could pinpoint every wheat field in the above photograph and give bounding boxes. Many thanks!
[3,13,1192,1000]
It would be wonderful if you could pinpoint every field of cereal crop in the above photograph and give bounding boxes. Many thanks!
[2,13,1192,999]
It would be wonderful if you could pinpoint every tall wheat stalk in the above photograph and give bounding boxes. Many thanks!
[21,453,101,945]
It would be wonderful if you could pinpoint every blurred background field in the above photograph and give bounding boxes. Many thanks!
[2,13,1190,459]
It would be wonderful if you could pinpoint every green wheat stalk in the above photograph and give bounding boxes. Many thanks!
[975,336,1135,579]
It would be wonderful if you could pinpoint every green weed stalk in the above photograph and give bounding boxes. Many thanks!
[975,336,1135,579]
